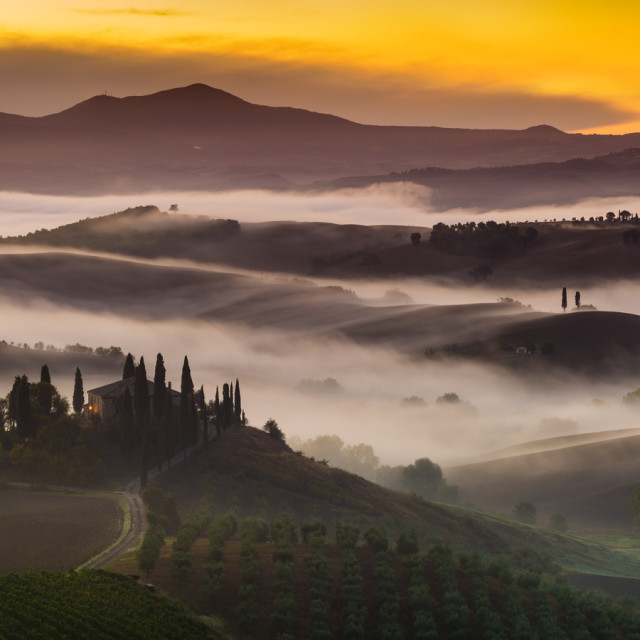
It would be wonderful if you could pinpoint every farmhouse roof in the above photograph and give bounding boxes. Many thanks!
[88,376,181,399]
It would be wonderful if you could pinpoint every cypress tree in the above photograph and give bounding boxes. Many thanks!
[163,388,175,469]
[561,287,567,313]
[152,353,166,423]
[214,386,221,438]
[575,291,581,309]
[8,375,21,429]
[199,385,208,445]
[40,365,51,384]
[135,357,150,488]
[119,387,135,452]
[73,367,84,414]
[234,378,242,426]
[180,356,194,458]
[16,375,31,441]
[38,364,53,415]
[123,353,135,379]
[222,383,232,431]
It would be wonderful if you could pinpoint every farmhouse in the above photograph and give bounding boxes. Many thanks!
[87,376,180,421]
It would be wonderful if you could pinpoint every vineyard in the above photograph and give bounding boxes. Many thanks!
[118,504,640,640]
[0,570,215,639]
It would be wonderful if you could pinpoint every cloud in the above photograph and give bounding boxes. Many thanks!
[0,41,635,131]
[70,8,187,17]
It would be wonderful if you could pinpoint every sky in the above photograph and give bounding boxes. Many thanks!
[2,1,640,132]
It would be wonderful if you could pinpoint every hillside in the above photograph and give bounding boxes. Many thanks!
[141,428,640,575]
[4,84,640,195]
[447,431,640,530]
[6,206,640,288]
[100,427,640,639]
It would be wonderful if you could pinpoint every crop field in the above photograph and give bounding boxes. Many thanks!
[0,490,123,573]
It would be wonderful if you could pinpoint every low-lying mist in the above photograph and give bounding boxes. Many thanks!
[2,189,640,234]
[3,188,640,472]
[1,296,638,469]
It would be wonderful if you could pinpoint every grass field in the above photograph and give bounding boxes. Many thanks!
[0,489,123,573]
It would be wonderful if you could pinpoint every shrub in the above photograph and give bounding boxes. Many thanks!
[396,529,419,555]
[271,513,298,544]
[336,521,360,549]
[263,418,286,441]
[240,516,270,543]
[301,518,327,544]
[363,526,389,553]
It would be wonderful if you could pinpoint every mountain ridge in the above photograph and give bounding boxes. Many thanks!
[3,83,640,195]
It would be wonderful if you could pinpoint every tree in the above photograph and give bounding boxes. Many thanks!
[162,387,175,469]
[8,375,21,429]
[38,365,53,415]
[135,358,150,487]
[606,211,616,223]
[222,383,232,431]
[180,356,195,456]
[198,385,208,445]
[169,204,179,212]
[402,458,443,499]
[410,232,421,245]
[575,291,581,309]
[152,353,166,422]
[214,386,221,438]
[73,368,84,414]
[234,378,242,426]
[40,364,51,384]
[561,287,567,313]
[263,418,285,441]
[512,501,537,525]
[549,512,568,532]
[123,353,135,379]
[16,375,31,440]
[118,387,135,451]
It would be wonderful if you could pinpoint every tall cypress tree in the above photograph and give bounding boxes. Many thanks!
[234,378,242,426]
[16,375,31,441]
[38,364,53,415]
[575,291,581,309]
[73,367,84,414]
[123,353,135,379]
[119,387,135,452]
[163,389,175,470]
[180,356,194,458]
[214,386,221,438]
[561,287,567,313]
[199,385,208,445]
[40,365,51,384]
[152,353,166,422]
[135,357,150,487]
[8,375,21,429]
[222,383,232,432]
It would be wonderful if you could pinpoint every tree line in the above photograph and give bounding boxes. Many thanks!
[1,354,247,488]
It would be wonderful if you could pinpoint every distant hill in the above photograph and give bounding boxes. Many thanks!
[312,148,640,210]
[3,84,640,195]
[447,430,640,530]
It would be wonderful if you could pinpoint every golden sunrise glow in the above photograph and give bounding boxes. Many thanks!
[3,0,640,131]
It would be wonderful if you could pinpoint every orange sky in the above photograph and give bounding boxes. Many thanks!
[2,1,640,132]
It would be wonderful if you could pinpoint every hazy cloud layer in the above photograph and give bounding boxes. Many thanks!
[2,189,639,235]
[0,42,634,131]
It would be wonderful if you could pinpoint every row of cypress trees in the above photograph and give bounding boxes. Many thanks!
[119,352,244,487]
